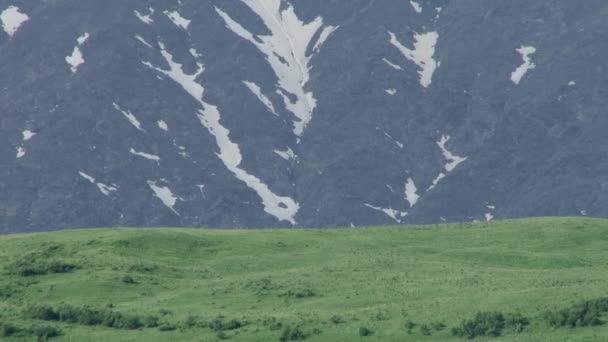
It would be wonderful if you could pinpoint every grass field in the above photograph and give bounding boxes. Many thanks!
[1,217,608,341]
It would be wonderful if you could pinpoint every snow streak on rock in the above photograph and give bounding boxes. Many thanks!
[382,58,403,70]
[364,203,407,223]
[134,8,154,25]
[274,147,297,161]
[410,1,423,13]
[164,10,190,30]
[79,171,117,196]
[112,102,144,131]
[22,130,35,141]
[16,147,25,158]
[1,6,29,37]
[130,148,160,162]
[157,120,169,131]
[404,177,419,207]
[65,32,90,73]
[437,135,467,172]
[147,180,179,215]
[216,0,337,137]
[143,41,299,225]
[511,46,536,84]
[243,81,278,116]
[388,31,439,88]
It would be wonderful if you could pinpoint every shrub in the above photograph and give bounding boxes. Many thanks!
[158,323,177,331]
[420,324,432,336]
[280,289,316,299]
[7,257,76,277]
[330,315,345,324]
[280,325,308,341]
[431,321,447,331]
[31,326,62,340]
[359,326,373,337]
[217,331,230,339]
[121,275,137,284]
[405,320,416,333]
[451,312,505,338]
[209,316,246,332]
[262,317,283,331]
[26,304,149,330]
[1,323,21,337]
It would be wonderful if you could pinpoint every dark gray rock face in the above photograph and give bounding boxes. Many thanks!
[1,0,607,233]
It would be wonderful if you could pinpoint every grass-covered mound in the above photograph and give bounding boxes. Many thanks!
[1,217,608,341]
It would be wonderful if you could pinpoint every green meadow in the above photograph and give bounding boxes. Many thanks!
[1,217,608,341]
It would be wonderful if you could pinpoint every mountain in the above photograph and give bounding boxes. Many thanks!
[2,0,607,233]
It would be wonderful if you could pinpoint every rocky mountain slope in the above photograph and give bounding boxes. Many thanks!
[2,0,607,232]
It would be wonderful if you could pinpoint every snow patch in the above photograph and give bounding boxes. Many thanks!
[134,8,154,25]
[274,147,297,161]
[157,120,169,131]
[568,81,576,86]
[130,148,160,162]
[428,172,445,191]
[437,135,467,172]
[388,31,439,88]
[404,177,419,208]
[65,32,90,73]
[364,203,407,223]
[147,180,180,215]
[135,34,153,48]
[386,88,397,95]
[113,103,144,131]
[216,1,337,136]
[1,6,29,37]
[382,58,403,70]
[485,213,494,221]
[79,171,117,196]
[511,46,536,85]
[410,1,423,13]
[243,81,278,116]
[16,147,25,158]
[22,130,35,141]
[143,41,299,225]
[164,10,190,30]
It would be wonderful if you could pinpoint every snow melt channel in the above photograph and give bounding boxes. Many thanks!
[388,31,439,88]
[143,41,299,225]
[216,0,337,137]
[1,6,29,37]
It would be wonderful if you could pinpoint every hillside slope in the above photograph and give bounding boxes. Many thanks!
[3,1,608,232]
[1,218,608,341]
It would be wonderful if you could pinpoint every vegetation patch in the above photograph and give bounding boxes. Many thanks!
[0,321,61,341]
[26,304,158,330]
[451,311,529,339]
[545,298,608,328]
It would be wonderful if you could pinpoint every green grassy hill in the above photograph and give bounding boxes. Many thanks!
[1,218,608,341]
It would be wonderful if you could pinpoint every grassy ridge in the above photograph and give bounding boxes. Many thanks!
[1,218,608,341]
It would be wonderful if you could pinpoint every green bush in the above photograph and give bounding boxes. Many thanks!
[545,298,608,328]
[431,321,447,331]
[31,326,62,340]
[208,316,246,332]
[280,325,308,341]
[121,275,137,284]
[280,289,316,299]
[26,304,152,330]
[405,320,416,334]
[359,326,373,337]
[329,315,345,324]
[420,324,432,336]
[7,255,76,277]
[452,312,505,338]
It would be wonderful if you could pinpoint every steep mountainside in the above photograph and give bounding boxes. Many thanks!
[1,0,608,232]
